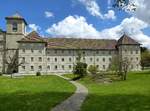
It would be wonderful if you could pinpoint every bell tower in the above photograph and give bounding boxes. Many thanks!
[5,13,27,49]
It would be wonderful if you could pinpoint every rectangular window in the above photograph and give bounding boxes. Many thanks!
[103,65,105,69]
[22,57,25,63]
[62,50,64,53]
[39,66,42,71]
[55,58,57,62]
[136,57,139,61]
[69,65,72,69]
[31,49,34,53]
[12,22,18,32]
[31,66,34,71]
[62,58,64,62]
[47,58,50,61]
[55,50,57,54]
[103,58,105,62]
[31,57,34,62]
[109,58,111,62]
[39,50,42,53]
[39,57,42,62]
[136,50,139,54]
[55,65,58,70]
[69,58,72,62]
[90,58,93,62]
[62,65,64,70]
[47,65,50,70]
[96,65,99,68]
[22,49,25,53]
[96,58,99,62]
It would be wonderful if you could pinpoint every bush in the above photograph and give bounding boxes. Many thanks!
[88,65,99,77]
[36,72,41,76]
[0,72,2,76]
[73,62,87,78]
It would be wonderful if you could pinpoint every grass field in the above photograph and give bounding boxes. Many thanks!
[64,71,150,111]
[0,75,75,111]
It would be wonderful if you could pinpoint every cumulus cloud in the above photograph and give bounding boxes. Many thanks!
[46,15,150,48]
[46,15,99,38]
[104,10,116,20]
[126,0,150,24]
[45,11,54,18]
[77,0,116,20]
[28,24,41,32]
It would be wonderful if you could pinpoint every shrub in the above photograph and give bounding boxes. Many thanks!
[36,71,41,76]
[73,62,87,79]
[0,72,2,76]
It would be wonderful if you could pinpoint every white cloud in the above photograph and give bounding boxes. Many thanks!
[125,0,150,24]
[45,11,54,18]
[46,15,99,38]
[46,15,150,48]
[77,0,116,20]
[104,10,116,20]
[28,24,41,31]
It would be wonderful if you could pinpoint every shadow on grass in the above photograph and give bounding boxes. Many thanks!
[81,94,150,111]
[0,91,73,111]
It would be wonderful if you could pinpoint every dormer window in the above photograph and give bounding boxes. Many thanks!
[12,22,18,32]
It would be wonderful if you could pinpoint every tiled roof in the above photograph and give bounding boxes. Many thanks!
[117,34,140,45]
[18,31,46,43]
[46,38,117,50]
[18,32,140,49]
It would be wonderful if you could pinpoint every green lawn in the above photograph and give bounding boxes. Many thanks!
[64,71,150,111]
[0,75,75,111]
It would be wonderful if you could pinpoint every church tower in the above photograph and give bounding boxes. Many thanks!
[5,13,27,49]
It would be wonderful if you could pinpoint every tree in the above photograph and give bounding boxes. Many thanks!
[113,0,136,11]
[121,57,130,80]
[5,50,25,78]
[141,51,150,70]
[73,50,87,79]
[88,65,99,78]
[109,55,120,75]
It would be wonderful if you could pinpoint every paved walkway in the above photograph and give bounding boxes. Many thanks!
[51,75,88,111]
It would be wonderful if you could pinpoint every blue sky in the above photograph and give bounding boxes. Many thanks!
[0,0,150,48]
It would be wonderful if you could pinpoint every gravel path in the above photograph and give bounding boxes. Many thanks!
[51,75,88,111]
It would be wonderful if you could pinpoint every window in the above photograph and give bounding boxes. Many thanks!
[12,22,17,32]
[136,50,139,54]
[131,65,133,69]
[22,57,25,62]
[96,51,99,54]
[62,58,64,62]
[109,51,111,55]
[102,51,105,55]
[68,50,71,54]
[55,65,58,70]
[131,58,133,61]
[90,58,93,62]
[39,65,42,71]
[62,65,64,70]
[22,66,25,70]
[55,50,57,54]
[69,58,72,62]
[103,65,105,69]
[103,58,105,62]
[39,57,42,62]
[124,49,127,53]
[83,51,85,55]
[47,58,50,61]
[83,57,85,61]
[39,50,42,53]
[55,58,57,62]
[31,57,34,62]
[136,57,139,61]
[31,66,34,71]
[62,50,64,53]
[96,65,99,68]
[69,65,72,69]
[96,58,99,62]
[31,49,34,53]
[47,65,50,70]
[131,51,133,54]
[22,49,25,53]
[109,58,111,62]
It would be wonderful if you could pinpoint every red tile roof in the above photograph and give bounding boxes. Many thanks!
[18,32,140,50]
